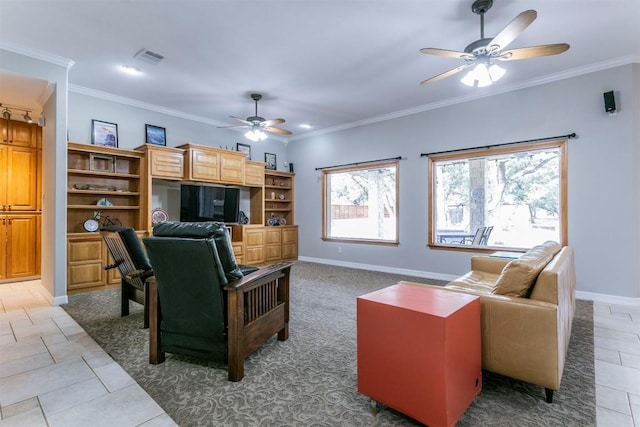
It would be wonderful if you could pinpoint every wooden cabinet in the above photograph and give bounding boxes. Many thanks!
[0,120,41,282]
[67,142,144,233]
[178,144,246,185]
[282,226,299,259]
[1,119,38,147]
[135,144,184,180]
[265,227,282,262]
[67,231,147,292]
[0,214,38,280]
[264,170,294,226]
[244,226,265,264]
[264,226,298,262]
[0,144,38,211]
[244,161,264,186]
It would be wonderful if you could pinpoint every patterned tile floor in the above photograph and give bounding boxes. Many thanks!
[0,279,638,426]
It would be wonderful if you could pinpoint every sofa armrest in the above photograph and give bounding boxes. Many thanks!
[408,283,567,391]
[470,256,510,274]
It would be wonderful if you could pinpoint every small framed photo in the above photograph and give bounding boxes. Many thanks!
[145,124,166,146]
[91,119,118,147]
[236,142,252,160]
[265,152,277,170]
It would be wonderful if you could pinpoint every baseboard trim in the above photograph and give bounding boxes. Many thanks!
[297,256,639,307]
[297,256,458,282]
[38,285,69,306]
[576,291,640,307]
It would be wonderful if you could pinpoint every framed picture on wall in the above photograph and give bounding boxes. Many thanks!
[265,152,277,170]
[237,142,251,160]
[145,124,166,146]
[91,119,118,147]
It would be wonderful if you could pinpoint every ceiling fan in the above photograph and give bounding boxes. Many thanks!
[219,93,291,141]
[420,0,569,87]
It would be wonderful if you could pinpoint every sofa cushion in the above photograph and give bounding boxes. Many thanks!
[492,241,561,297]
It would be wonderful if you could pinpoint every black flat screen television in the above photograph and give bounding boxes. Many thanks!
[180,184,240,223]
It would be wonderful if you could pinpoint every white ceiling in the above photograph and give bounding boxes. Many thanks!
[1,0,639,141]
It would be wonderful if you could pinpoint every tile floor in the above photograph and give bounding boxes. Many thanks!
[0,280,638,426]
[0,280,177,426]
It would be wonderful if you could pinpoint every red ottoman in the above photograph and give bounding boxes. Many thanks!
[357,282,481,427]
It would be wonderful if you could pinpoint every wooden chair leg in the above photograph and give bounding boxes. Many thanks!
[143,283,149,329]
[121,280,130,317]
[148,279,165,364]
[227,288,244,382]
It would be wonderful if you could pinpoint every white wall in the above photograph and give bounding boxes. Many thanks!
[288,64,639,299]
[68,91,289,169]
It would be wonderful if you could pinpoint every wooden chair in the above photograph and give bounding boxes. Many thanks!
[470,226,486,245]
[143,221,292,382]
[101,226,154,328]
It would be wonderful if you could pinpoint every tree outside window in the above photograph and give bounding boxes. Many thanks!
[429,140,567,249]
[323,161,398,244]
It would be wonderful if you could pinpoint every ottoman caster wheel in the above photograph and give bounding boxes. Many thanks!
[369,399,379,414]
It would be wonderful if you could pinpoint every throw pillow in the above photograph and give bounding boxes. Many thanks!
[492,241,560,297]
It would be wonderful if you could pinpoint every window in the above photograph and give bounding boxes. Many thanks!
[429,140,567,250]
[322,161,398,244]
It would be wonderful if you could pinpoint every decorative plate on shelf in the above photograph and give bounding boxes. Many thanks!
[151,208,169,225]
[96,197,113,207]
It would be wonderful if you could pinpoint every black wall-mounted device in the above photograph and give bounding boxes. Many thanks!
[603,91,616,113]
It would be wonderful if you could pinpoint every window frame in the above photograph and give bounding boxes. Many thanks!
[427,140,568,251]
[322,160,399,246]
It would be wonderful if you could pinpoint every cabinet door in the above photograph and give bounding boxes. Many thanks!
[265,228,282,261]
[67,237,104,290]
[0,146,7,211]
[190,149,219,181]
[8,121,37,147]
[6,147,38,211]
[219,153,245,184]
[244,228,265,264]
[282,227,298,259]
[244,162,264,186]
[6,215,37,278]
[0,219,6,279]
[150,150,184,179]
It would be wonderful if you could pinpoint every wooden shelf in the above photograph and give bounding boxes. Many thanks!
[68,169,140,179]
[68,189,140,196]
[68,205,141,210]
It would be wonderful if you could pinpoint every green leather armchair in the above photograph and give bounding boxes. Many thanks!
[143,221,292,381]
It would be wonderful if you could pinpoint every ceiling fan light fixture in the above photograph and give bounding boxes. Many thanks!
[461,62,505,87]
[245,128,267,142]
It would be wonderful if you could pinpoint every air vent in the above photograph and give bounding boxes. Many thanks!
[133,48,165,65]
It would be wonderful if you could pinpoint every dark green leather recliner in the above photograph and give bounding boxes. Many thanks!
[143,221,292,381]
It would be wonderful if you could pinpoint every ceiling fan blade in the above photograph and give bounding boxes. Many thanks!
[420,48,472,60]
[217,124,250,129]
[229,115,252,125]
[261,118,285,127]
[264,126,292,136]
[489,10,537,51]
[420,64,471,85]
[498,43,570,61]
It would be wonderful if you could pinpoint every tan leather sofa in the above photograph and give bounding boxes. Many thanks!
[415,241,576,403]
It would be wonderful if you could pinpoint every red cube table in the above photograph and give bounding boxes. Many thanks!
[357,282,481,427]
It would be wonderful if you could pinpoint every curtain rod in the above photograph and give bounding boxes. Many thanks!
[420,132,577,157]
[315,156,403,171]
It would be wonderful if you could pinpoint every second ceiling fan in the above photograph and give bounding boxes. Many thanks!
[420,0,570,87]
[220,93,291,141]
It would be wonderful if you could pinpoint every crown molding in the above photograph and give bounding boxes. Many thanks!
[0,43,75,69]
[288,55,640,142]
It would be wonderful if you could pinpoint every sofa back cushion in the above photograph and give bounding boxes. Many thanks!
[492,241,561,297]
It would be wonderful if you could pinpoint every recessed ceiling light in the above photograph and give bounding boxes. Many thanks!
[120,65,142,76]
[299,123,313,129]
